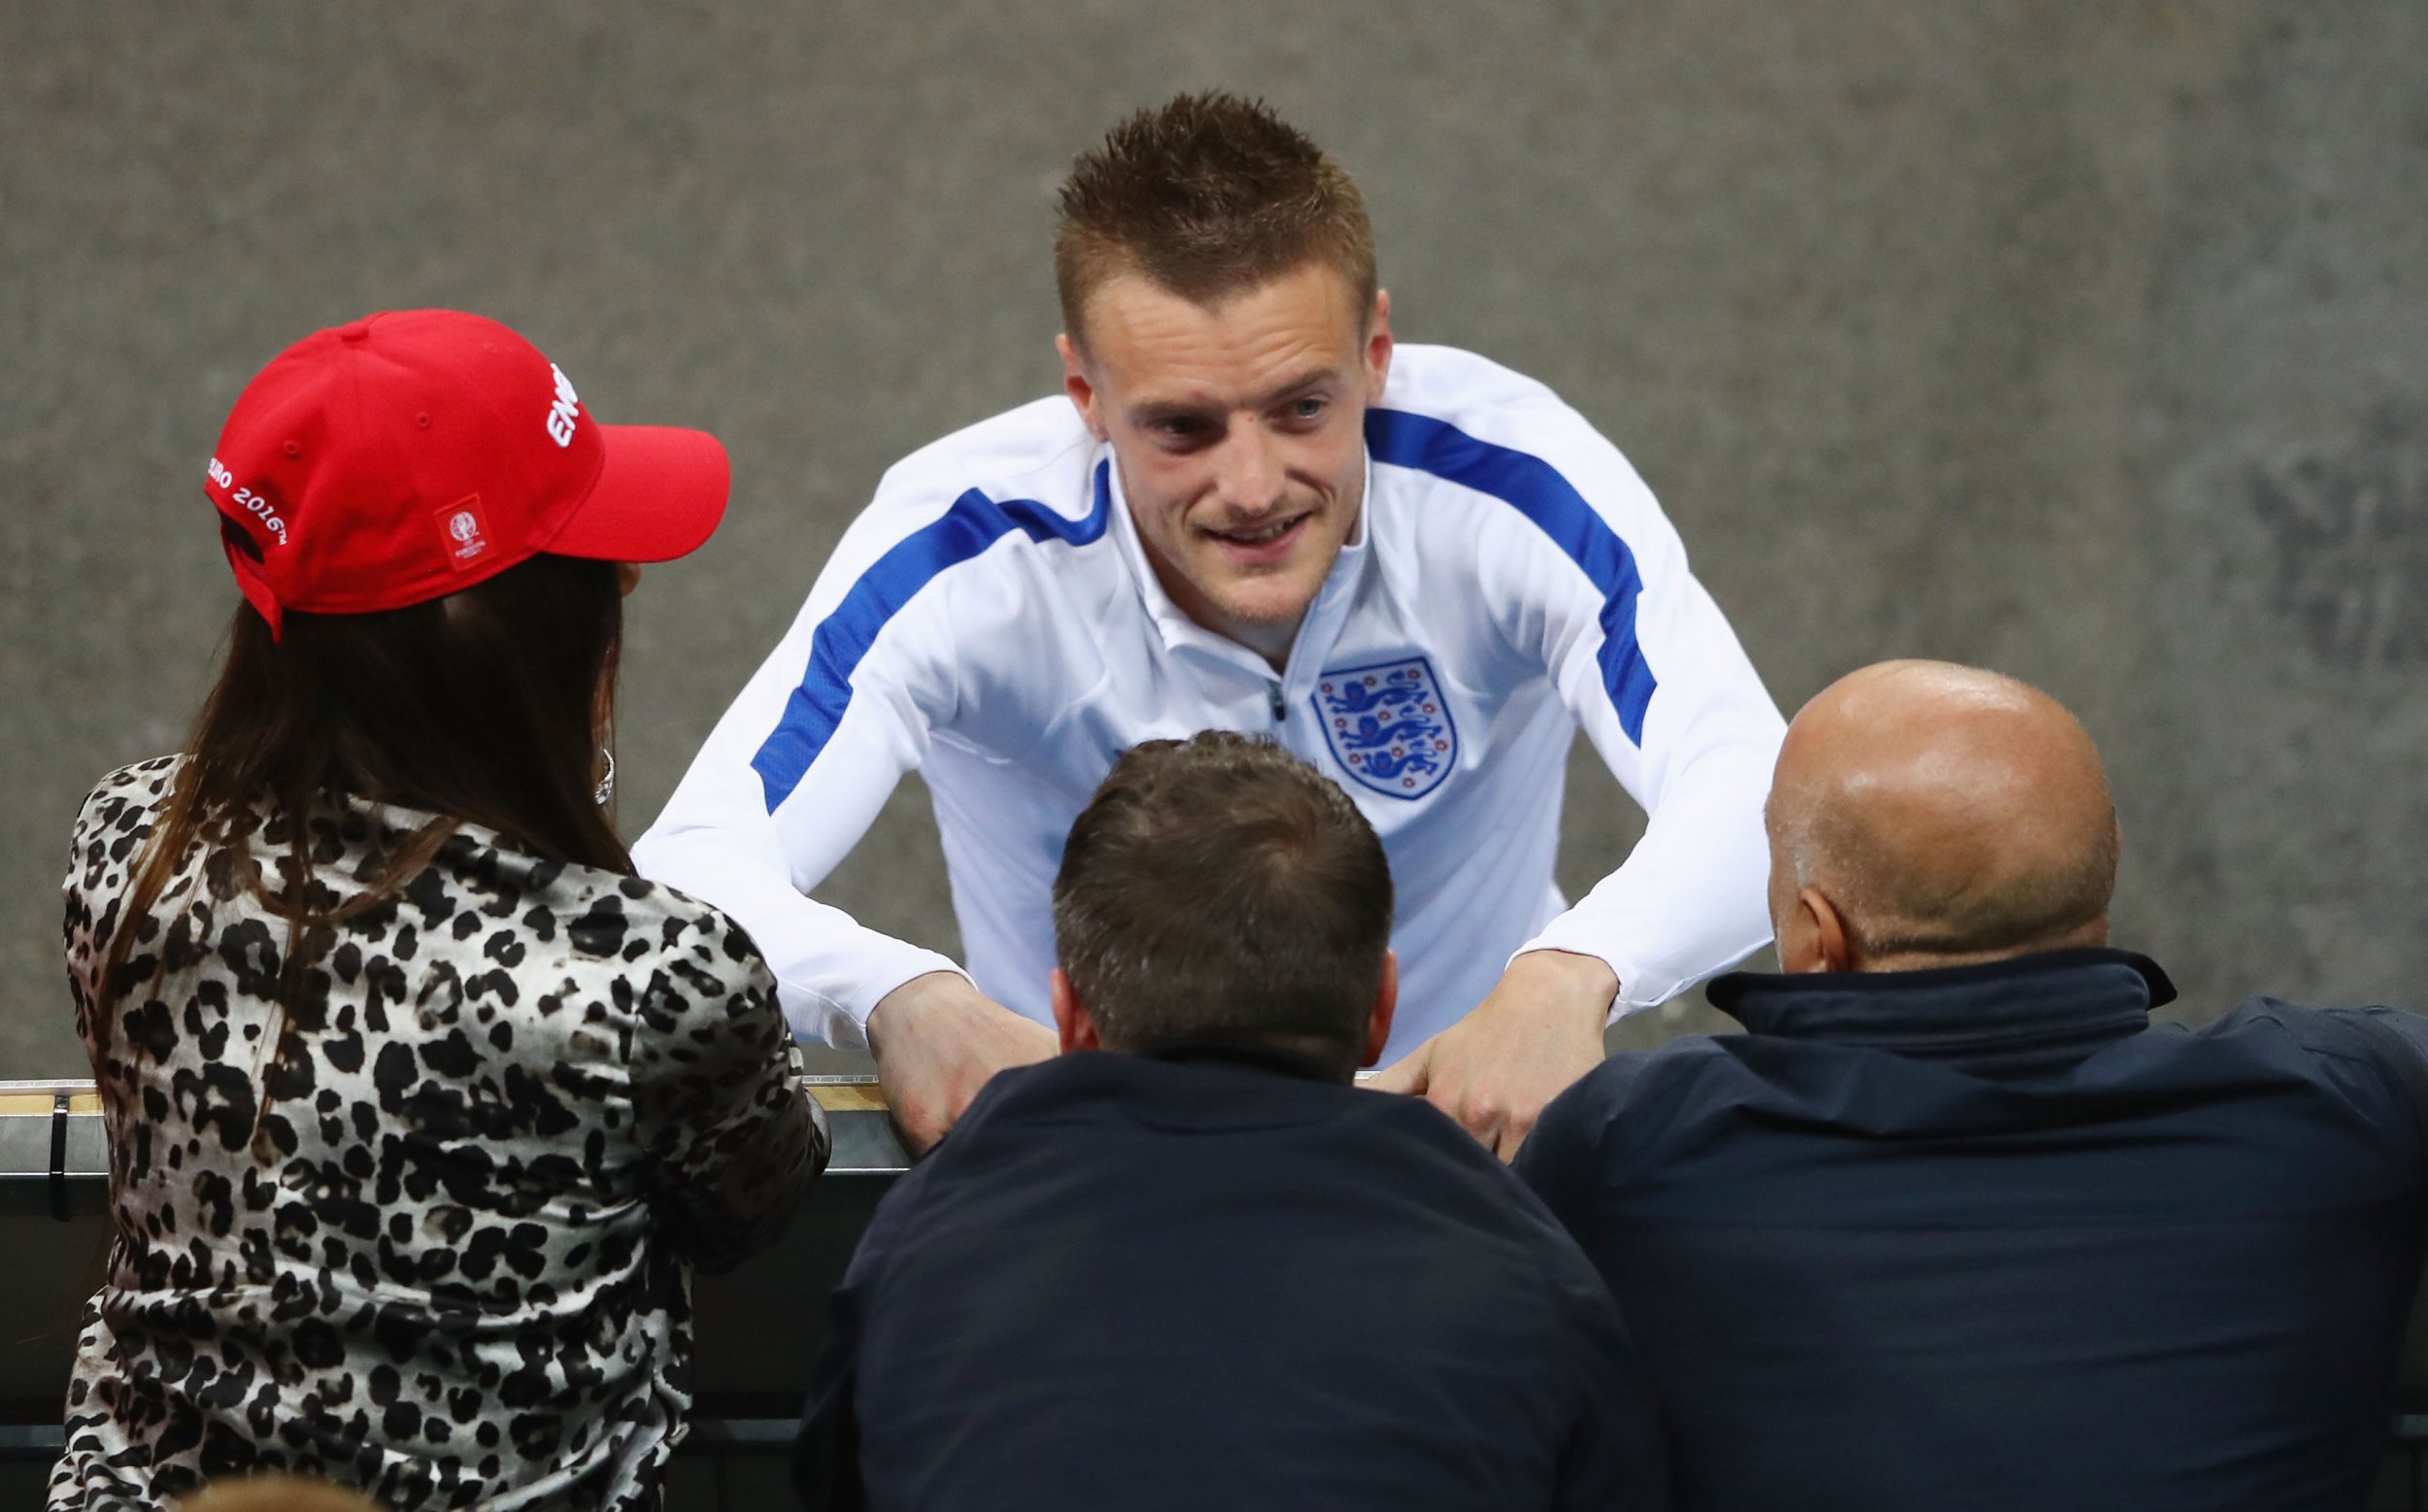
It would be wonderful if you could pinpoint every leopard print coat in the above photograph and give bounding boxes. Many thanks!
[50,757,826,1511]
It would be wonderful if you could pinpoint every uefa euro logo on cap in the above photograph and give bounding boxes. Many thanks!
[439,497,492,570]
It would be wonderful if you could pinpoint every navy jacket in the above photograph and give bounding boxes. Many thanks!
[1516,949,2428,1512]
[797,1045,1669,1511]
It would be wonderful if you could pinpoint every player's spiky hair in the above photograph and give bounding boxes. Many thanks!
[1054,91,1378,347]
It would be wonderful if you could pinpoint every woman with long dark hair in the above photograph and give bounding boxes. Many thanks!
[49,311,826,1512]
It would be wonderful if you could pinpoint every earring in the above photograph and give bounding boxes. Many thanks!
[594,747,616,808]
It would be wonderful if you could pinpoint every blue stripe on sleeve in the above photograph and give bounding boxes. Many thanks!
[750,461,1115,812]
[1364,408,1658,744]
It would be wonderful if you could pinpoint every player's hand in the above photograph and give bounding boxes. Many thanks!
[865,971,1057,1154]
[1367,949,1614,1161]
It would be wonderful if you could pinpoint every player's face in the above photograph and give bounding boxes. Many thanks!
[1061,263,1393,663]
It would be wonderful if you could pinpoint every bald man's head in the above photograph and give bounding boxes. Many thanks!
[1766,660,2120,974]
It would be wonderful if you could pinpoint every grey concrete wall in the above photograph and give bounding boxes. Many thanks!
[4,1,2421,1078]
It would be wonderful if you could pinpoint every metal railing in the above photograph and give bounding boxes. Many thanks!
[10,1081,2428,1510]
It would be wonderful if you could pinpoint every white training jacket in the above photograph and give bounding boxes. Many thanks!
[636,345,1786,1064]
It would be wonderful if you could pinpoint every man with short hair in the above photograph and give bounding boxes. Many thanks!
[638,92,1784,1155]
[1518,659,2428,1512]
[793,731,1669,1510]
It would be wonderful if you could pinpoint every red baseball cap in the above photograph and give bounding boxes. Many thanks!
[204,309,729,636]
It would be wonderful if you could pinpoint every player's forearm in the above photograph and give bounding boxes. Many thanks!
[1501,949,1621,1023]
[1525,738,1777,1010]
[635,634,959,1045]
[633,823,962,1046]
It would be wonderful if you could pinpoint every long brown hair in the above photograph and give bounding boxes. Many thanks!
[95,550,629,1066]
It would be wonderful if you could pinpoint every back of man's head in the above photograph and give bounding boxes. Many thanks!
[1054,91,1377,349]
[1767,659,2120,972]
[1053,731,1394,1077]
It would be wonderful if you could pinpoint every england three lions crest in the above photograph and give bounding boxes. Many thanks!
[1313,656,1458,800]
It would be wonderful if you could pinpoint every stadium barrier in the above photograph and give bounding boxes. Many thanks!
[8,1079,2428,1509]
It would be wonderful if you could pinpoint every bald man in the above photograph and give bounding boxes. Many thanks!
[1516,660,2428,1512]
